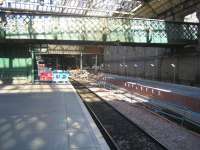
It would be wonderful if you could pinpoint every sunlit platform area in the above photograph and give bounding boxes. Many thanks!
[0,83,109,150]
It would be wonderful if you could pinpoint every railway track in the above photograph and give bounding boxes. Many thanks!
[71,79,167,150]
[96,79,200,134]
[111,84,200,134]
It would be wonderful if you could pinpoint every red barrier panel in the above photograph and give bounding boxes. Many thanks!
[40,71,53,81]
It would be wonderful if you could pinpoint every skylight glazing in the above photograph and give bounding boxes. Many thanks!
[0,0,142,17]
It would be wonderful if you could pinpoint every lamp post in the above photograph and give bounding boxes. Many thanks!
[150,63,155,80]
[122,56,126,76]
[120,63,128,79]
[100,63,104,73]
[107,64,111,77]
[120,63,123,75]
[171,63,176,83]
[80,52,83,70]
[107,64,112,91]
[134,64,138,78]
[119,64,123,75]
[124,64,128,80]
[101,63,106,88]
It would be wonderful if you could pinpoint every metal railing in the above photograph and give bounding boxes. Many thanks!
[0,13,199,44]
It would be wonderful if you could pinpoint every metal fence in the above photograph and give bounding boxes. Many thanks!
[0,13,199,44]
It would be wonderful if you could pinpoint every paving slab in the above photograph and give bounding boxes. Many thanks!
[0,84,109,150]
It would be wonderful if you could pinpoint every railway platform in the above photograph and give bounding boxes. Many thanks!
[95,73,200,123]
[0,83,109,150]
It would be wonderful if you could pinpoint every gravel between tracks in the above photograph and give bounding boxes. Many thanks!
[72,80,166,150]
[84,80,200,150]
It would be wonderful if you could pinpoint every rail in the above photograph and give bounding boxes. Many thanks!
[71,79,167,150]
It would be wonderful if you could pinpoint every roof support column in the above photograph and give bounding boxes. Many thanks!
[196,7,200,51]
[95,54,98,72]
[80,51,83,70]
[30,46,35,83]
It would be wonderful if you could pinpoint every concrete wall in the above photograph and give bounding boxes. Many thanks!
[104,46,200,86]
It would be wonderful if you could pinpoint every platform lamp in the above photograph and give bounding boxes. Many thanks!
[124,64,128,80]
[107,64,111,76]
[150,63,155,80]
[134,64,138,78]
[120,63,123,75]
[101,63,104,72]
[107,64,112,91]
[171,63,176,83]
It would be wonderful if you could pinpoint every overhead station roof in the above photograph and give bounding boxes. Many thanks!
[0,0,143,17]
[132,0,200,19]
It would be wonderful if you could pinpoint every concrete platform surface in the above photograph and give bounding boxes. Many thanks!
[105,74,200,99]
[95,73,200,114]
[0,84,109,150]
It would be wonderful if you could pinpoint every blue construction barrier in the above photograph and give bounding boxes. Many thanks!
[52,70,70,83]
